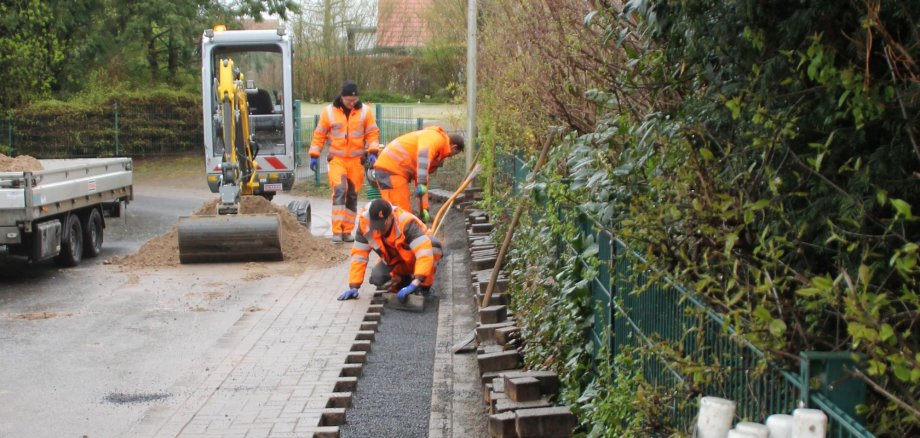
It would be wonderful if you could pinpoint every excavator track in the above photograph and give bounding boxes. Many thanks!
[177,214,282,264]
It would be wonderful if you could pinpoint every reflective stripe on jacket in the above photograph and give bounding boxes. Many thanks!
[310,100,380,159]
[372,126,451,186]
[348,203,436,287]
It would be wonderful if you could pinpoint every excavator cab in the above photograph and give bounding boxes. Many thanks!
[177,27,296,264]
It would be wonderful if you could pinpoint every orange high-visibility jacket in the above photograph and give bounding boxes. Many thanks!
[373,126,452,186]
[309,99,380,159]
[348,204,437,287]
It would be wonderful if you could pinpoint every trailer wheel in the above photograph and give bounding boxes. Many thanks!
[54,214,83,267]
[82,208,104,258]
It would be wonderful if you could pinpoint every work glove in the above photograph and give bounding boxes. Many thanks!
[310,157,318,172]
[416,184,428,196]
[338,288,359,301]
[420,208,430,223]
[366,153,377,168]
[396,283,418,303]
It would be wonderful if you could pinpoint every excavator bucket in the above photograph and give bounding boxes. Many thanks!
[177,214,282,264]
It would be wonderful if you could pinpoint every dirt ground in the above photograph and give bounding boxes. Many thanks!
[0,153,43,172]
[113,196,347,269]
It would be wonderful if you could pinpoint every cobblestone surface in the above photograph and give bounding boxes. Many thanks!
[132,263,370,437]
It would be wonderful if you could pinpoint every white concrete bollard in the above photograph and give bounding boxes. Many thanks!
[727,430,758,438]
[697,396,736,438]
[792,408,827,438]
[735,421,770,438]
[766,414,794,438]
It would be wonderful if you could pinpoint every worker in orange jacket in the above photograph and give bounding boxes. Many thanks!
[310,80,380,242]
[338,199,443,302]
[371,126,464,222]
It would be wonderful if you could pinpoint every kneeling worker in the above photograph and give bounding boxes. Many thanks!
[371,126,464,223]
[338,199,443,302]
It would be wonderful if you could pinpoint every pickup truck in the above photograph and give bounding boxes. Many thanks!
[0,158,133,267]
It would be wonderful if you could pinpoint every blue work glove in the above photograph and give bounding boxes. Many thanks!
[420,209,430,223]
[396,283,418,303]
[416,184,428,196]
[338,288,359,301]
[366,153,377,168]
[310,157,319,172]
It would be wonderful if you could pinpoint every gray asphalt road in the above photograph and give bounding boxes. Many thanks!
[0,186,297,437]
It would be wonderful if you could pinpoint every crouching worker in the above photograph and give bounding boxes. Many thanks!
[338,199,443,302]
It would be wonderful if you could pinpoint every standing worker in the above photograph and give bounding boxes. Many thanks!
[309,80,380,242]
[338,199,443,302]
[371,126,464,222]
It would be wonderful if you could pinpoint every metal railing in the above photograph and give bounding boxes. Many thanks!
[501,151,874,437]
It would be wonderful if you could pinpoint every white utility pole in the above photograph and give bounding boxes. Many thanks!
[465,0,477,170]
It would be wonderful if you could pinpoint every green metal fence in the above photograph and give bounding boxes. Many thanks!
[503,151,874,437]
[4,101,200,158]
[295,103,423,187]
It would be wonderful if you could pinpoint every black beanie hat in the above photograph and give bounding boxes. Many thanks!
[341,80,358,96]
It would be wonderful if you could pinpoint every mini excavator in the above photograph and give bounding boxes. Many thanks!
[177,26,298,263]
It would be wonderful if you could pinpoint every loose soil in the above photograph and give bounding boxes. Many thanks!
[0,154,43,172]
[113,196,348,268]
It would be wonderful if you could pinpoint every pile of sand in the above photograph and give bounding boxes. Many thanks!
[113,196,348,268]
[0,153,43,172]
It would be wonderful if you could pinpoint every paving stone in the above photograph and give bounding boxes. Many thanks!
[319,408,347,426]
[488,411,519,438]
[323,392,353,408]
[334,377,357,392]
[474,292,508,307]
[350,340,372,352]
[476,322,516,343]
[495,326,520,346]
[339,363,363,377]
[363,312,381,322]
[481,369,525,385]
[480,305,508,324]
[309,426,341,437]
[494,397,552,414]
[491,377,506,393]
[355,330,375,341]
[505,377,542,402]
[346,351,367,364]
[483,383,494,404]
[515,406,576,438]
[367,304,384,314]
[471,256,498,271]
[477,350,523,373]
[489,391,509,413]
[359,321,378,332]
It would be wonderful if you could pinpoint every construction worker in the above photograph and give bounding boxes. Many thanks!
[309,80,380,242]
[338,199,443,302]
[371,126,464,223]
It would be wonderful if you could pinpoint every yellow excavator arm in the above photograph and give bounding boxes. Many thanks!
[216,57,260,204]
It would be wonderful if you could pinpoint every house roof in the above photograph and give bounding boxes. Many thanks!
[376,0,433,48]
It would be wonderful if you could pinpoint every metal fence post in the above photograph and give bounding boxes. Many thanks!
[6,116,12,156]
[293,99,302,166]
[313,114,321,186]
[114,102,120,156]
[417,117,424,130]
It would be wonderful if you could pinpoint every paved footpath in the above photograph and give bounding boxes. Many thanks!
[132,262,374,437]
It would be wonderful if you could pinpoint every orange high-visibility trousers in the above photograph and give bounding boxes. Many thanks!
[328,156,364,235]
[373,168,413,213]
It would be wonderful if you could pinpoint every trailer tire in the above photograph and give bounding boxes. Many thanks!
[82,208,104,258]
[54,214,83,267]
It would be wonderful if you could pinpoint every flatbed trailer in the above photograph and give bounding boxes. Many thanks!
[0,158,133,266]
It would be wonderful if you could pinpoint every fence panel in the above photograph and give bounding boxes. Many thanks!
[498,149,873,437]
